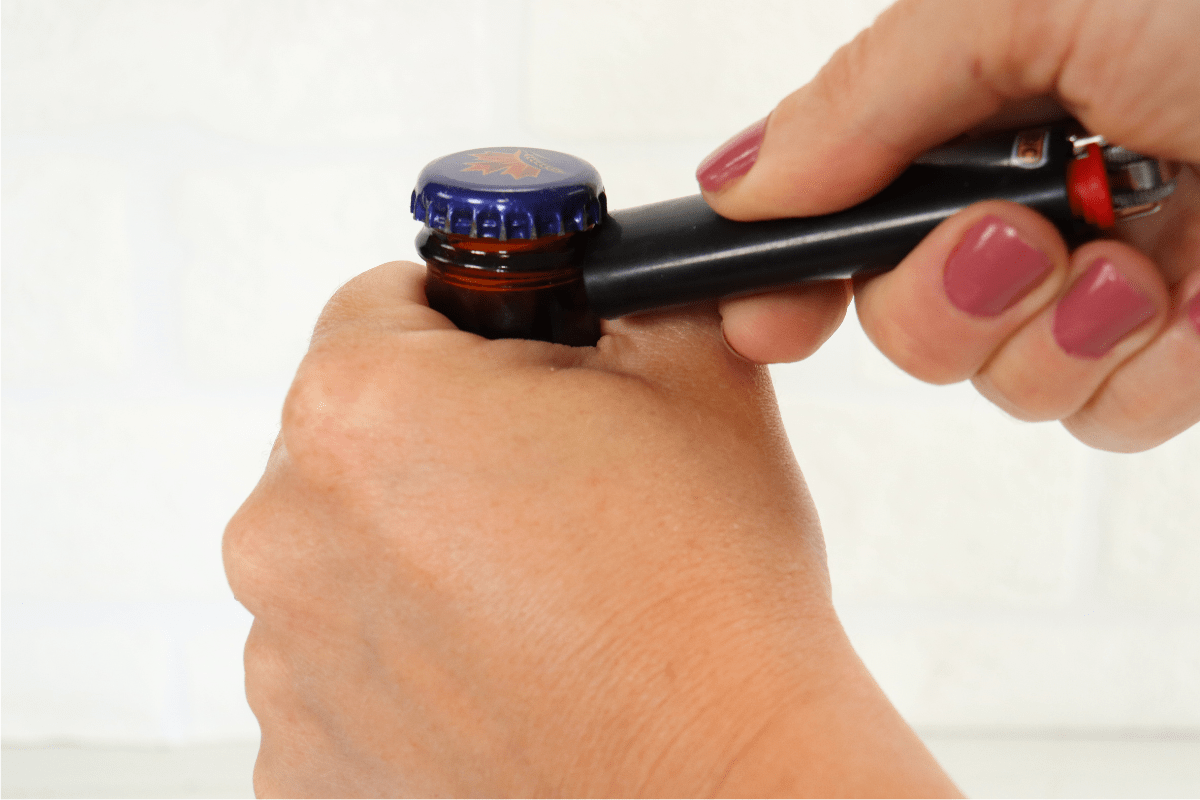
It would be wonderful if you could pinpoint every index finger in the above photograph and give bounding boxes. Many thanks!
[702,0,1200,221]
[311,261,458,344]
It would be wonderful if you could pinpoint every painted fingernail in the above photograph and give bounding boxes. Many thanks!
[943,215,1052,316]
[696,117,767,192]
[1188,291,1200,335]
[1053,259,1155,359]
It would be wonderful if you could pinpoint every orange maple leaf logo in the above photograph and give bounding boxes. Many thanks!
[461,150,541,180]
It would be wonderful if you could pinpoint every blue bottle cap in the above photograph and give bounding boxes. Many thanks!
[412,147,606,240]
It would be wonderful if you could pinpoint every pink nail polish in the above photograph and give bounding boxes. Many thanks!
[1053,259,1155,359]
[696,117,767,192]
[1188,291,1200,335]
[943,215,1052,316]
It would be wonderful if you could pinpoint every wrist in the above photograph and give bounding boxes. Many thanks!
[713,637,962,797]
[546,588,845,796]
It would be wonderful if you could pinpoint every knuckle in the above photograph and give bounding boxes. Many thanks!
[253,747,284,799]
[972,370,1073,422]
[280,349,380,489]
[867,317,970,385]
[1062,412,1157,454]
[903,354,970,386]
[246,633,327,798]
[1065,375,1200,453]
[223,497,296,616]
[243,623,289,718]
[312,283,378,346]
[281,334,443,491]
[223,501,268,609]
[808,22,871,121]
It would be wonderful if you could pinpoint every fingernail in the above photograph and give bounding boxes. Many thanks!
[696,117,767,192]
[1188,291,1200,335]
[1053,259,1155,359]
[943,215,1052,316]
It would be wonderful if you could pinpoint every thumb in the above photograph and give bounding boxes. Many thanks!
[594,305,751,388]
[698,0,1200,221]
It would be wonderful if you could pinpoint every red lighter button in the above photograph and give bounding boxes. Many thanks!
[1068,143,1116,228]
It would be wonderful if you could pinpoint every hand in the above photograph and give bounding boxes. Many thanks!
[224,262,958,797]
[698,0,1200,453]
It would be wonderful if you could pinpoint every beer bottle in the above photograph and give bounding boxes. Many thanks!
[412,147,604,346]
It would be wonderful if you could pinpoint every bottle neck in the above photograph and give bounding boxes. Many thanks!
[416,228,582,273]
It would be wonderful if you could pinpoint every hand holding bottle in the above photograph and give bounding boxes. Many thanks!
[224,262,958,797]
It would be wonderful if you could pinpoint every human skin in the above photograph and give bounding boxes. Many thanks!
[226,0,1199,795]
[225,263,959,797]
[704,0,1200,453]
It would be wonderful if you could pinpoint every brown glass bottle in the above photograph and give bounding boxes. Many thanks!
[419,228,600,346]
[411,146,606,346]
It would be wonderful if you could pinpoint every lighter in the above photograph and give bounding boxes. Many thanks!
[410,123,1177,344]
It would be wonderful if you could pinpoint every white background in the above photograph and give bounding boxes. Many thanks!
[3,0,1198,766]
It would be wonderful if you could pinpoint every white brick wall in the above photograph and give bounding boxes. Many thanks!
[3,0,1197,746]
[3,155,136,383]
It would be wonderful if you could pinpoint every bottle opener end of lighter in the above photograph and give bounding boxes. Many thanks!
[1068,130,1178,223]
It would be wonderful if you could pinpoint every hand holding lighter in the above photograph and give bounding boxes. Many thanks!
[411,124,1176,345]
